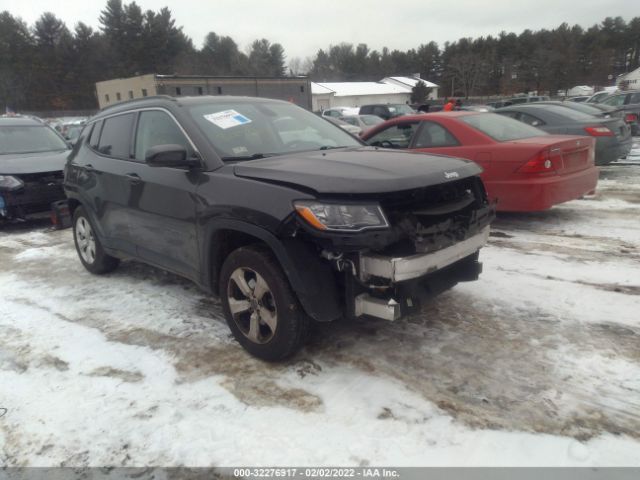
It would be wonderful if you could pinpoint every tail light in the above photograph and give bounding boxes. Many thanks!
[517,149,557,174]
[624,113,638,123]
[584,126,614,137]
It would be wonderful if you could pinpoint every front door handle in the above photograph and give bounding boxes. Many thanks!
[125,173,142,185]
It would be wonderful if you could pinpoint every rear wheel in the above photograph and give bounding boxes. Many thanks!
[220,245,308,361]
[72,206,119,274]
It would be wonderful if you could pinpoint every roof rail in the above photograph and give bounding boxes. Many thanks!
[99,95,177,113]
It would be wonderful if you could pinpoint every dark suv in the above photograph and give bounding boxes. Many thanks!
[1,116,70,221]
[64,96,493,360]
[359,104,416,120]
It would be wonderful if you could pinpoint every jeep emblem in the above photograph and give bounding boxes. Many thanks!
[444,171,459,179]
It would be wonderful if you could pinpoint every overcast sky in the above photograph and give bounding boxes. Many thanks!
[0,0,634,61]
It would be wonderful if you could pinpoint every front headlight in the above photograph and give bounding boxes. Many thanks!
[0,175,24,192]
[294,201,389,232]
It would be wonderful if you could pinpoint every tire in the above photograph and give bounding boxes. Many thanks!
[72,206,120,274]
[219,245,309,361]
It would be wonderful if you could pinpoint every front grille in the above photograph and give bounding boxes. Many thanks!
[379,177,492,256]
[3,171,65,210]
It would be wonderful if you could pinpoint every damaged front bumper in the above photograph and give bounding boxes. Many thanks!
[359,226,490,283]
[350,229,488,322]
[0,172,65,220]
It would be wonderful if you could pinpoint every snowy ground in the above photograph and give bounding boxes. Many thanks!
[1,162,640,467]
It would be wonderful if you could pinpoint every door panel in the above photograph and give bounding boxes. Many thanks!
[80,115,137,254]
[128,110,200,278]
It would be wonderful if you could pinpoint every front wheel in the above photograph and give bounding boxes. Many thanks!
[72,206,120,274]
[219,245,309,361]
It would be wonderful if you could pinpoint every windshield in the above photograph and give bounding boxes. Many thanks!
[188,101,362,160]
[0,125,69,155]
[462,113,547,141]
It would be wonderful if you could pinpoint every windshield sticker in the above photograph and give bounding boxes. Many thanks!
[203,110,252,129]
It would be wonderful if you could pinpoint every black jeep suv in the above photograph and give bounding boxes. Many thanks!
[64,96,493,360]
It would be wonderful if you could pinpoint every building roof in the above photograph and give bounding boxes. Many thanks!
[381,76,439,89]
[311,82,335,95]
[618,67,640,80]
[311,82,410,97]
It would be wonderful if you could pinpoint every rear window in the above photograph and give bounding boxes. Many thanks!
[556,102,604,116]
[531,105,594,121]
[462,113,547,141]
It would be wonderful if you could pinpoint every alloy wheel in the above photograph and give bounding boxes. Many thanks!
[75,216,96,265]
[227,267,278,344]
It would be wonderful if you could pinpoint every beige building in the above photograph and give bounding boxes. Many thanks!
[95,74,312,109]
[96,74,157,108]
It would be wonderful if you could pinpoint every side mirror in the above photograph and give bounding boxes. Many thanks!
[145,144,199,168]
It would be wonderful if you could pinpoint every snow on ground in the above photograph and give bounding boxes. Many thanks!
[1,164,640,467]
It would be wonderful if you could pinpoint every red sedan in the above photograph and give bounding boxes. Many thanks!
[360,112,599,212]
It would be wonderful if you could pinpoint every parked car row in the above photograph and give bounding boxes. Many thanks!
[485,90,640,136]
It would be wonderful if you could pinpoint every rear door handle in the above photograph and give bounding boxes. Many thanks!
[125,173,142,185]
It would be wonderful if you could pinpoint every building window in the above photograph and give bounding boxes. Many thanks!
[105,94,110,103]
[175,87,181,95]
[116,92,121,101]
[217,86,222,94]
[197,86,203,95]
[300,85,305,93]
[128,90,133,99]
[141,89,148,97]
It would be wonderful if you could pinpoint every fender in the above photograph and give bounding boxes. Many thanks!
[201,219,342,322]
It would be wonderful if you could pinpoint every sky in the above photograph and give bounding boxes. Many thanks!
[0,0,635,61]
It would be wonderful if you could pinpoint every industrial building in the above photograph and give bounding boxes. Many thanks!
[95,74,312,109]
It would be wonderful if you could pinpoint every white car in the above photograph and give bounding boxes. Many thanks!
[322,107,360,118]
[324,116,362,135]
[339,114,385,134]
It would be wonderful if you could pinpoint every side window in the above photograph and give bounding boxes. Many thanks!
[88,120,103,149]
[628,92,640,105]
[97,113,135,158]
[498,111,518,119]
[365,123,418,149]
[134,110,192,162]
[517,112,545,127]
[342,117,358,126]
[414,122,459,148]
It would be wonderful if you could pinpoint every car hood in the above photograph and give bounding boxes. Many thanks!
[0,150,69,175]
[233,147,481,194]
